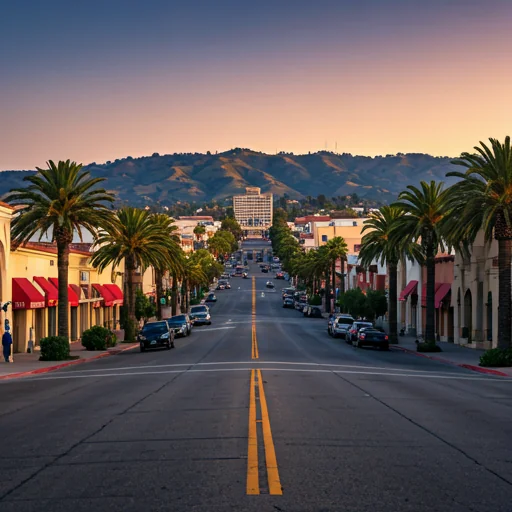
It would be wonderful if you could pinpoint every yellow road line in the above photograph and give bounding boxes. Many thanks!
[251,277,259,359]
[246,369,260,495]
[257,369,283,495]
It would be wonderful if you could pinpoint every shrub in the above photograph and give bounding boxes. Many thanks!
[309,294,322,306]
[82,325,117,351]
[40,336,70,361]
[417,342,442,353]
[479,348,512,367]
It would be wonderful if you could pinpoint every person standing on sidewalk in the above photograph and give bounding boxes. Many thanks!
[2,330,12,363]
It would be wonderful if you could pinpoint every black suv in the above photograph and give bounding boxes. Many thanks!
[138,321,174,352]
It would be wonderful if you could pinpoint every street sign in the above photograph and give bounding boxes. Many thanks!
[160,298,166,305]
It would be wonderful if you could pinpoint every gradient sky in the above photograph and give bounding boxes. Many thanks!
[1,0,511,169]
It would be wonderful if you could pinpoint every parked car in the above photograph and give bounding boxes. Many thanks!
[305,305,323,318]
[283,297,294,308]
[138,321,174,352]
[261,266,269,273]
[205,293,217,302]
[354,328,389,350]
[348,321,374,341]
[216,283,225,290]
[190,304,209,316]
[165,314,193,337]
[327,313,349,335]
[266,281,275,289]
[332,315,355,339]
[275,272,284,279]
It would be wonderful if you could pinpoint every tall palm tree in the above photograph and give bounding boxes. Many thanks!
[392,181,450,345]
[151,213,183,320]
[447,136,512,349]
[90,207,182,341]
[360,206,422,343]
[326,237,348,305]
[5,160,114,339]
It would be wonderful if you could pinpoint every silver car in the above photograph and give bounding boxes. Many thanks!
[332,316,355,339]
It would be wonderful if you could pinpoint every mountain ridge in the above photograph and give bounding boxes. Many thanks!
[0,149,460,206]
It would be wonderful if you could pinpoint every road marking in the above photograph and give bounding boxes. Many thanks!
[192,327,236,333]
[251,277,259,359]
[257,369,282,495]
[246,369,260,495]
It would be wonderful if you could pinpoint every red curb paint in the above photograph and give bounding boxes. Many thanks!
[391,345,510,377]
[0,343,139,381]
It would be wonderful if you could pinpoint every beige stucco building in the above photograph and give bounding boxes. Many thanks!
[233,187,273,234]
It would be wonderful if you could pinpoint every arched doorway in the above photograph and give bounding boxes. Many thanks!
[487,292,493,341]
[464,289,473,342]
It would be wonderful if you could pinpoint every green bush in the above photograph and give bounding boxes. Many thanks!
[309,294,322,306]
[479,348,512,367]
[417,342,442,353]
[40,336,70,361]
[81,325,117,351]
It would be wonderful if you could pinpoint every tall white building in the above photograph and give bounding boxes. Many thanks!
[233,187,273,233]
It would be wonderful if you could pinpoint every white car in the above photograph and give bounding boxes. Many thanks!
[332,316,355,339]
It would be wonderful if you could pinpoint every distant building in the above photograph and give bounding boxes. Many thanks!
[233,187,273,234]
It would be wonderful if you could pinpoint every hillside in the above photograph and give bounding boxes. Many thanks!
[0,149,460,206]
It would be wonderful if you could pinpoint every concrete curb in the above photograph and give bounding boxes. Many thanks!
[0,343,139,381]
[391,345,509,377]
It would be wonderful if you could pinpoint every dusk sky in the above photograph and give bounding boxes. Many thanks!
[1,0,510,170]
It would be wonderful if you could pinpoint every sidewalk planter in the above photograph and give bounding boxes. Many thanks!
[81,326,117,351]
[39,336,70,361]
[479,348,512,368]
[417,342,442,353]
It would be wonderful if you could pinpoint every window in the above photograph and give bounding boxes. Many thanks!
[354,244,361,252]
[321,235,328,242]
[80,271,89,283]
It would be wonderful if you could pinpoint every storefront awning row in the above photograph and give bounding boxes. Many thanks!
[92,283,124,307]
[399,280,418,301]
[48,278,79,307]
[34,276,58,307]
[12,278,45,310]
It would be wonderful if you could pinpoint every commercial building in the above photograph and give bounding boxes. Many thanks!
[233,187,273,234]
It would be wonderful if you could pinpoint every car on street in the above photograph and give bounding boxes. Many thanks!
[190,304,209,316]
[189,310,212,325]
[348,321,374,341]
[354,327,389,350]
[283,297,294,308]
[304,305,323,318]
[205,293,217,302]
[275,272,284,279]
[266,281,275,289]
[331,315,355,339]
[216,283,225,290]
[138,321,174,352]
[242,272,249,278]
[261,266,269,273]
[165,314,193,337]
[327,313,346,335]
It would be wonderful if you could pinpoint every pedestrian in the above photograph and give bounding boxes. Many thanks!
[2,330,12,363]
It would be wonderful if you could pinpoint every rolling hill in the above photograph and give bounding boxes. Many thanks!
[0,149,460,206]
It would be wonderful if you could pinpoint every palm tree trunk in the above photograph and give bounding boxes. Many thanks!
[56,233,71,339]
[340,258,346,294]
[125,254,137,341]
[155,268,163,320]
[388,262,398,344]
[332,260,336,307]
[425,244,436,344]
[171,274,178,316]
[497,237,512,349]
[325,267,331,313]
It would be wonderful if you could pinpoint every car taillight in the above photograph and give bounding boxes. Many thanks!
[350,329,356,334]
[385,335,389,340]
[359,334,366,339]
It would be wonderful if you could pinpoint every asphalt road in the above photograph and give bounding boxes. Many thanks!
[1,256,512,511]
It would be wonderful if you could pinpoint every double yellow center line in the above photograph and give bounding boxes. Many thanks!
[247,276,282,496]
[251,277,259,359]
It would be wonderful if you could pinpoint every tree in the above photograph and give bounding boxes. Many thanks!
[90,207,182,341]
[447,136,512,349]
[208,230,236,257]
[5,160,114,339]
[135,289,156,323]
[360,206,421,343]
[365,289,388,322]
[338,288,367,318]
[220,217,243,241]
[392,181,450,346]
[326,237,348,306]
[193,224,206,241]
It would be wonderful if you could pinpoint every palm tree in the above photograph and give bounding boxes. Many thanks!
[5,160,114,339]
[447,136,512,349]
[151,213,183,320]
[392,181,450,345]
[360,206,422,343]
[90,207,182,341]
[193,224,206,241]
[326,237,348,305]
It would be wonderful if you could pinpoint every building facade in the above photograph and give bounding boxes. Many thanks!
[233,187,273,234]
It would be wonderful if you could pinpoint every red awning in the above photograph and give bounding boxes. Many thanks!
[48,278,79,307]
[70,284,82,301]
[434,283,452,308]
[399,280,418,301]
[33,276,58,307]
[92,283,115,307]
[103,284,124,306]
[421,283,443,307]
[12,278,45,310]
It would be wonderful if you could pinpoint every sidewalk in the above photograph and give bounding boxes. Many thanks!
[0,340,138,380]
[392,336,512,377]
